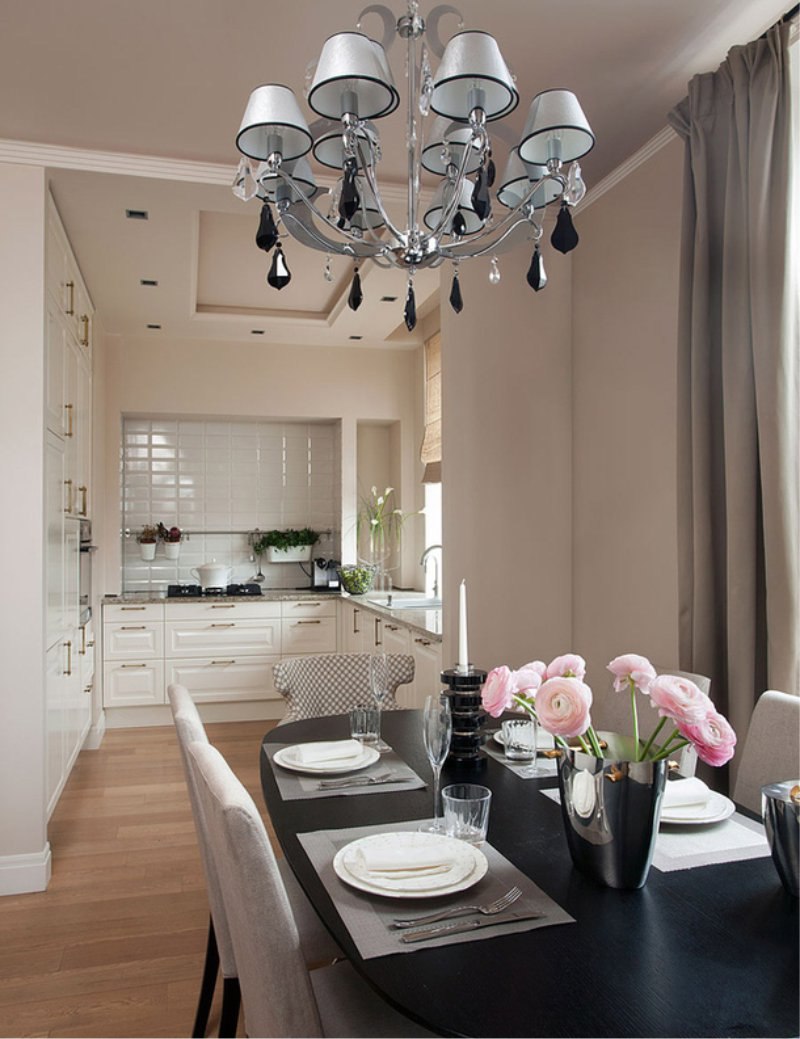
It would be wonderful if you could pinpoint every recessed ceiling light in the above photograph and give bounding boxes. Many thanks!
[140,278,158,287]
[380,296,398,303]
[349,335,363,340]
[126,209,149,220]
[251,329,265,335]
[146,323,161,330]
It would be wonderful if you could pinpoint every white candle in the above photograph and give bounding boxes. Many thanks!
[458,579,469,673]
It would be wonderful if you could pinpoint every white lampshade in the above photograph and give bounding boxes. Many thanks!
[421,116,482,177]
[312,121,379,170]
[308,33,398,120]
[497,150,562,210]
[236,84,312,162]
[431,31,519,122]
[349,178,385,232]
[517,89,595,166]
[424,178,484,235]
[256,157,318,202]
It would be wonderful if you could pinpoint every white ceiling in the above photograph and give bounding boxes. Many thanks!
[0,0,789,346]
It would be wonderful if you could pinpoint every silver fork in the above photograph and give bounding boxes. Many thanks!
[391,885,523,929]
[318,770,395,789]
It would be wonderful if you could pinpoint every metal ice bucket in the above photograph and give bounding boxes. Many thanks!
[761,780,800,897]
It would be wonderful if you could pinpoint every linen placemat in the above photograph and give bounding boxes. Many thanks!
[482,740,559,779]
[298,818,574,958]
[540,788,770,871]
[263,743,426,800]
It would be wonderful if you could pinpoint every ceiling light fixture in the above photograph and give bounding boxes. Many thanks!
[232,1,594,329]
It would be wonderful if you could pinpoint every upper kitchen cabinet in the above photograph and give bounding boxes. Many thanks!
[45,193,94,519]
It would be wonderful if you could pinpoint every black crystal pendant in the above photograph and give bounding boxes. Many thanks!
[255,202,279,252]
[486,154,496,188]
[267,244,291,290]
[471,165,492,221]
[452,208,467,237]
[550,201,580,254]
[404,282,417,331]
[449,271,463,314]
[348,266,363,311]
[526,245,547,292]
[338,158,360,225]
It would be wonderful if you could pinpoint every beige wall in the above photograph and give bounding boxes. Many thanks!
[98,335,425,597]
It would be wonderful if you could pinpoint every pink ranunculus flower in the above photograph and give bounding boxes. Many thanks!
[607,653,657,694]
[545,654,587,681]
[514,661,547,696]
[536,676,593,738]
[678,708,737,767]
[480,666,517,719]
[648,674,712,726]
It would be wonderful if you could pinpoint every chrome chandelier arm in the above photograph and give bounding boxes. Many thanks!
[440,215,534,259]
[355,135,407,246]
[280,202,386,258]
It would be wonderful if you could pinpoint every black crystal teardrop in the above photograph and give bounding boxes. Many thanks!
[339,158,360,224]
[255,202,279,252]
[550,201,580,254]
[526,245,547,292]
[267,244,291,290]
[471,167,491,222]
[449,271,463,314]
[404,283,417,331]
[486,155,496,188]
[452,208,467,237]
[348,267,363,311]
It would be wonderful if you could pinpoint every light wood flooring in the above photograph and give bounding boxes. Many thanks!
[0,720,279,1038]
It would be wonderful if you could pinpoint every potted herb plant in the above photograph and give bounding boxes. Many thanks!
[252,528,320,563]
[158,523,183,560]
[137,524,159,561]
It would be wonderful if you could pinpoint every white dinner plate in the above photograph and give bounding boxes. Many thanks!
[493,728,555,750]
[273,743,380,775]
[333,832,488,898]
[659,790,736,826]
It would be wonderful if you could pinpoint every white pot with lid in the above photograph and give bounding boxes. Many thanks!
[190,560,232,590]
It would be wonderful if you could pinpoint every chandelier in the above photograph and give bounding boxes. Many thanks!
[232,1,594,330]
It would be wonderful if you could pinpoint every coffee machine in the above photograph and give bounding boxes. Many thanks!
[309,557,340,590]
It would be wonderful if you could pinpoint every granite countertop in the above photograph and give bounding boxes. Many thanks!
[102,590,443,641]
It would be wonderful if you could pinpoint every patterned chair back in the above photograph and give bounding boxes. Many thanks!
[273,652,415,723]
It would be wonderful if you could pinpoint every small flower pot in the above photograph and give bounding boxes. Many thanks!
[163,542,181,560]
[139,542,157,562]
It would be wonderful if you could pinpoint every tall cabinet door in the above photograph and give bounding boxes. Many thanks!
[45,430,66,649]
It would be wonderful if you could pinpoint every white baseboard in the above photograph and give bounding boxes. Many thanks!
[0,845,52,896]
[104,699,285,729]
[83,711,107,750]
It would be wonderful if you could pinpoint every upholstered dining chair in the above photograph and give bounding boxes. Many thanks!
[167,684,341,1037]
[273,652,414,724]
[187,739,435,1038]
[733,690,800,814]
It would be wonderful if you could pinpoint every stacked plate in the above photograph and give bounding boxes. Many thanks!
[273,739,380,775]
[333,832,488,898]
[659,777,736,825]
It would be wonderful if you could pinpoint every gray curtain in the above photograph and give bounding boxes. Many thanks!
[668,22,799,785]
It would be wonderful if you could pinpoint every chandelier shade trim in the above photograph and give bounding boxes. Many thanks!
[236,84,313,162]
[233,2,595,329]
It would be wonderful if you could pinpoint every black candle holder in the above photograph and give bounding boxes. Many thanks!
[441,666,488,765]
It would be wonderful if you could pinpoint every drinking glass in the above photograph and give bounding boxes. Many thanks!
[419,693,452,833]
[369,652,391,751]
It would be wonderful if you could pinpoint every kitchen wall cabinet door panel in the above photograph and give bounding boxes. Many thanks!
[281,616,337,656]
[165,656,280,703]
[164,619,280,658]
[104,622,163,661]
[45,304,67,437]
[103,661,165,707]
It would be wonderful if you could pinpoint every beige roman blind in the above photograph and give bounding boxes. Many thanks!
[420,330,441,483]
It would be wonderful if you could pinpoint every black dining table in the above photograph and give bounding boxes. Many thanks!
[260,710,799,1038]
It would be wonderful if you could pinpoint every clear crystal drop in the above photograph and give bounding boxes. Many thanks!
[303,60,316,99]
[419,42,434,116]
[489,257,501,285]
[324,256,333,282]
[232,157,256,201]
[566,161,587,205]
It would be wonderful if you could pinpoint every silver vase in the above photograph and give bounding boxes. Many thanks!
[557,734,667,890]
[762,780,800,897]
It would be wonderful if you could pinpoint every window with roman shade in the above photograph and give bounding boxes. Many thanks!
[420,330,441,483]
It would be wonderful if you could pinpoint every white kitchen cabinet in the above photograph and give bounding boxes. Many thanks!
[409,632,444,708]
[103,660,166,707]
[341,600,368,653]
[105,621,164,660]
[165,656,280,704]
[281,598,337,656]
[45,640,67,816]
[102,604,164,707]
[165,618,279,658]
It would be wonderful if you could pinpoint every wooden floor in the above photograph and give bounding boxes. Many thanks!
[0,720,278,1038]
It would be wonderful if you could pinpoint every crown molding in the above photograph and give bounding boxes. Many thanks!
[578,126,678,211]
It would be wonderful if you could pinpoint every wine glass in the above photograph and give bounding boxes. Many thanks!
[369,652,391,751]
[419,693,453,833]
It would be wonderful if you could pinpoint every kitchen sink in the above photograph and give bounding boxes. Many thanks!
[367,596,442,610]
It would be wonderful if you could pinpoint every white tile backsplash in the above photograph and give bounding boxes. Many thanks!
[122,417,340,592]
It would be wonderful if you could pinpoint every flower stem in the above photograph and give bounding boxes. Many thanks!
[629,678,640,761]
[651,738,690,761]
[640,716,668,759]
[586,726,604,758]
[575,734,591,754]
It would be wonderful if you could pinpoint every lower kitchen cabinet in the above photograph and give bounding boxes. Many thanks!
[165,656,279,703]
[409,633,444,707]
[103,660,165,706]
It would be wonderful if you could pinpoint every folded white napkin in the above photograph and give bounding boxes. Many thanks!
[294,739,364,765]
[662,777,710,810]
[356,843,455,875]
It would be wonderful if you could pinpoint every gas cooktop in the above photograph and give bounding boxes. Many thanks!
[166,583,263,598]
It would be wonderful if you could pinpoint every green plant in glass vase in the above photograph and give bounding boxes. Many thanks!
[357,486,416,590]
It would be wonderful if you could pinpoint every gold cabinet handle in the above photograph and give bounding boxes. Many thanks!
[296,619,321,625]
[120,625,147,630]
[210,622,236,628]
[78,485,87,516]
[63,478,73,513]
[414,637,432,647]
[64,640,72,676]
[120,663,147,669]
[210,659,236,666]
[121,606,146,611]
[79,625,87,655]
[64,403,74,437]
[80,314,90,346]
[84,684,92,695]
[210,603,236,609]
[386,623,401,632]
[374,617,382,646]
[353,607,360,635]
[65,281,75,316]
[295,601,321,607]
[86,639,95,648]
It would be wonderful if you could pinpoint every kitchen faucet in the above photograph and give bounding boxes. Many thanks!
[420,544,442,599]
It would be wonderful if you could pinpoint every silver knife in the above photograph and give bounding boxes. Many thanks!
[318,774,412,790]
[399,910,545,944]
